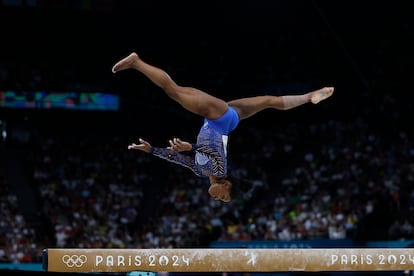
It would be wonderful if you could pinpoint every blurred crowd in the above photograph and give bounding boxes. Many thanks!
[1,92,413,263]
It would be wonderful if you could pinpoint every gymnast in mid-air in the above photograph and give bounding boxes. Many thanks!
[112,52,334,203]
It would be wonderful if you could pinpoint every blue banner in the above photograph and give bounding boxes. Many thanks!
[210,239,355,248]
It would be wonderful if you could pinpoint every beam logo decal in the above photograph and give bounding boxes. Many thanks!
[62,254,88,267]
[245,251,258,266]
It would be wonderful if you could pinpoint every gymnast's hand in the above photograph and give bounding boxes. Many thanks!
[167,138,192,152]
[128,138,152,153]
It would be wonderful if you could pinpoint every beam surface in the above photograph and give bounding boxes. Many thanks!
[43,248,414,272]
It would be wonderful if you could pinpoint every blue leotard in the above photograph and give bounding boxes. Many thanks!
[150,107,239,177]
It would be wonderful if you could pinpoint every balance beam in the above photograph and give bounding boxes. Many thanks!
[43,248,414,273]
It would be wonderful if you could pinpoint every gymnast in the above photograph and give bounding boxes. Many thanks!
[112,52,334,203]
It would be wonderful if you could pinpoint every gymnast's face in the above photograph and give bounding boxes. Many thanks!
[208,176,232,202]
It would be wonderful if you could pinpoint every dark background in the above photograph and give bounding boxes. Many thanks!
[1,0,413,227]
[1,1,414,275]
[1,0,413,128]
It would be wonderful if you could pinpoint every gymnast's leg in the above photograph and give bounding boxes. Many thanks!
[112,52,228,120]
[228,87,334,120]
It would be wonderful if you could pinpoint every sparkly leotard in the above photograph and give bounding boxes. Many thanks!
[150,106,239,177]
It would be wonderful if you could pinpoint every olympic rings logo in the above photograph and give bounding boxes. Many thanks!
[62,254,88,267]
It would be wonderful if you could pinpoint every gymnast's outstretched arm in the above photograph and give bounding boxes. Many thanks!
[128,138,203,176]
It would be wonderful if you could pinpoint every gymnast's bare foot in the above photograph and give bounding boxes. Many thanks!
[112,52,140,73]
[310,87,334,104]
